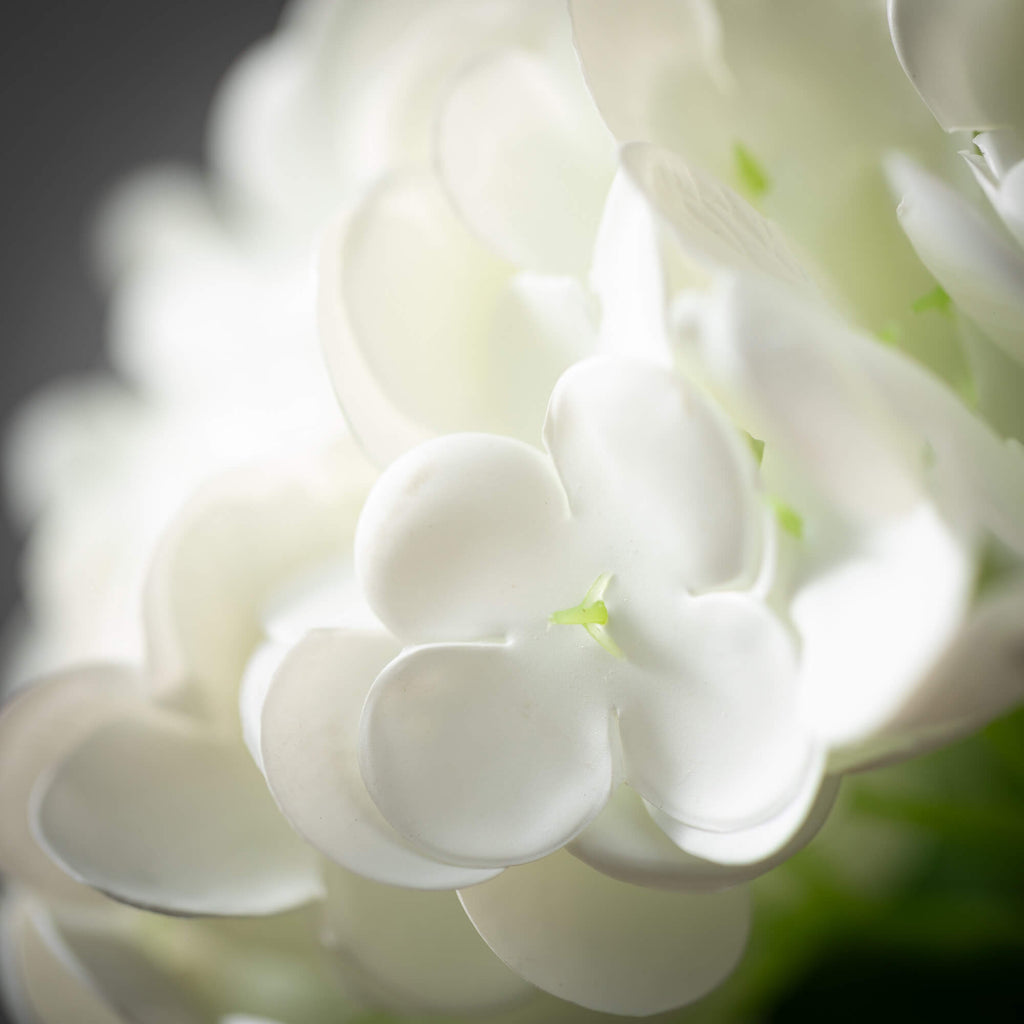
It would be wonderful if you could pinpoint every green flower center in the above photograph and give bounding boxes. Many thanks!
[550,573,623,658]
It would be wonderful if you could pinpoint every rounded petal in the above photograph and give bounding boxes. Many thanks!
[647,763,839,868]
[797,503,974,751]
[355,433,572,643]
[319,175,593,465]
[545,357,762,593]
[361,640,615,868]
[889,0,1024,135]
[834,578,1024,772]
[437,49,613,275]
[0,668,138,901]
[459,849,750,1016]
[617,593,809,832]
[888,155,1024,364]
[145,444,375,724]
[322,866,532,1015]
[260,628,498,889]
[569,775,834,890]
[34,707,322,917]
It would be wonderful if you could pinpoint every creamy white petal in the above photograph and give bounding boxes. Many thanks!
[621,142,817,294]
[437,48,613,275]
[692,274,923,521]
[588,169,671,362]
[260,628,498,889]
[0,668,138,901]
[797,504,974,751]
[545,356,762,592]
[34,707,322,917]
[145,444,375,724]
[355,433,573,643]
[361,639,615,868]
[834,578,1024,772]
[570,773,834,890]
[322,865,532,1015]
[888,0,1024,135]
[459,849,750,1017]
[617,593,809,832]
[2,897,127,1024]
[889,155,1024,364]
[648,765,838,868]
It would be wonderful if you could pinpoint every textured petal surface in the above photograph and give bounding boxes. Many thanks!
[0,668,138,900]
[621,142,816,293]
[323,866,532,1015]
[361,639,615,868]
[889,0,1024,135]
[797,503,974,751]
[459,849,750,1016]
[261,628,498,889]
[355,434,573,643]
[616,593,808,832]
[34,707,322,917]
[545,356,762,592]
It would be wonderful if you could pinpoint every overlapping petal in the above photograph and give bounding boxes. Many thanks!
[361,638,615,868]
[260,628,499,888]
[34,706,322,917]
[545,356,763,592]
[888,0,1024,136]
[322,866,532,1015]
[458,849,750,1016]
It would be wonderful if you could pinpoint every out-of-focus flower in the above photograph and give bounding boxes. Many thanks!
[5,0,1024,1021]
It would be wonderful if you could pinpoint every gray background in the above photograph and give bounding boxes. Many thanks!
[0,0,286,632]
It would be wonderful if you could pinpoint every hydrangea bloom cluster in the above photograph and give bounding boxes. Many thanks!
[2,1,1024,1021]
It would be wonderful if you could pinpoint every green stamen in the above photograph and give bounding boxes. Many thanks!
[734,142,771,200]
[747,434,766,465]
[550,601,609,626]
[551,573,622,658]
[912,285,953,316]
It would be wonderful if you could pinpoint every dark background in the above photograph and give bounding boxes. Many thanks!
[0,5,1021,1024]
[0,0,286,630]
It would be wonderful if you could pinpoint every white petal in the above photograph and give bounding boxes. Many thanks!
[260,628,498,889]
[621,142,818,294]
[361,640,615,868]
[588,169,671,362]
[888,0,1024,135]
[145,444,375,724]
[797,504,974,751]
[2,897,126,1024]
[888,155,1024,364]
[319,175,592,465]
[437,49,614,275]
[545,356,762,592]
[355,433,572,643]
[459,849,750,1016]
[617,593,809,832]
[692,274,923,521]
[834,578,1024,772]
[648,764,838,868]
[0,668,138,901]
[570,773,834,890]
[322,866,532,1015]
[34,707,322,917]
